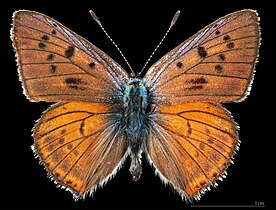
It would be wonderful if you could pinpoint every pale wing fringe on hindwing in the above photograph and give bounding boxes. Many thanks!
[145,102,240,202]
[32,102,129,199]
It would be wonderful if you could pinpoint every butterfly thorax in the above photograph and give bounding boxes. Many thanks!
[123,78,149,181]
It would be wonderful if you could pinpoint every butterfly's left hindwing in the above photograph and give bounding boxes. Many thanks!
[33,102,128,199]
[12,10,129,103]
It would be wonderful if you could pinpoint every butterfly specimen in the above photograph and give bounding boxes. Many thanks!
[11,9,260,202]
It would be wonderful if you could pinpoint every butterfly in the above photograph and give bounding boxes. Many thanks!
[11,9,260,202]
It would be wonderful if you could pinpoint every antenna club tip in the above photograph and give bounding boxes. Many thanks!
[89,9,101,25]
[170,10,181,27]
[89,10,95,16]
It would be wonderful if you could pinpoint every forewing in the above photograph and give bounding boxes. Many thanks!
[146,102,239,201]
[12,10,129,103]
[33,102,128,198]
[144,10,260,103]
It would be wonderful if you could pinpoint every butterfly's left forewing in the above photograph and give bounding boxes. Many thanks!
[12,10,129,103]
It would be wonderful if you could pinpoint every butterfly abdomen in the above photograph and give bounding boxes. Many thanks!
[123,79,149,181]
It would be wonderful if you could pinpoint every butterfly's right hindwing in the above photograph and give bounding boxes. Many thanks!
[146,102,239,201]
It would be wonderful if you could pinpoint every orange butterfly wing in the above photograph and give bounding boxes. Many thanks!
[144,10,260,201]
[33,102,128,198]
[12,10,129,198]
[144,10,260,104]
[12,9,260,202]
[12,10,129,103]
[146,102,238,201]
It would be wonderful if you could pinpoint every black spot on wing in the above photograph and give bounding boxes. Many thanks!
[176,62,183,68]
[207,138,214,144]
[65,78,86,85]
[187,121,192,137]
[218,54,226,61]
[47,54,54,61]
[223,35,231,41]
[199,143,205,150]
[38,42,46,49]
[68,85,80,90]
[80,121,85,135]
[67,144,73,150]
[88,62,95,68]
[73,150,79,156]
[65,77,87,91]
[214,65,223,73]
[185,85,204,91]
[49,65,57,73]
[197,46,207,58]
[226,42,235,49]
[58,138,64,144]
[186,77,208,84]
[65,46,75,58]
[41,35,50,41]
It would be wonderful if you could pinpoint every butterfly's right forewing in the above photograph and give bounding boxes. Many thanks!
[144,10,260,104]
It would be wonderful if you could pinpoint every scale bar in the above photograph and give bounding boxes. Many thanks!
[191,205,265,208]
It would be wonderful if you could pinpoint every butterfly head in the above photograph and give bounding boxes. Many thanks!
[130,72,137,78]
[123,79,148,110]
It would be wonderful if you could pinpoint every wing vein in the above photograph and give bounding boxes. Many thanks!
[38,115,93,138]
[158,110,233,124]
[20,36,66,49]
[157,123,226,177]
[151,126,198,191]
[25,72,88,80]
[19,48,118,90]
[156,123,210,179]
[206,35,257,50]
[185,72,248,80]
[63,123,116,181]
[148,14,257,92]
[178,115,236,139]
[201,23,256,46]
[18,19,126,94]
[19,23,72,45]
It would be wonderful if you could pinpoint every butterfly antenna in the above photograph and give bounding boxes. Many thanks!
[138,10,180,77]
[89,10,135,76]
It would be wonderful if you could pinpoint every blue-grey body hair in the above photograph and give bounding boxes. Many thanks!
[122,78,150,181]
